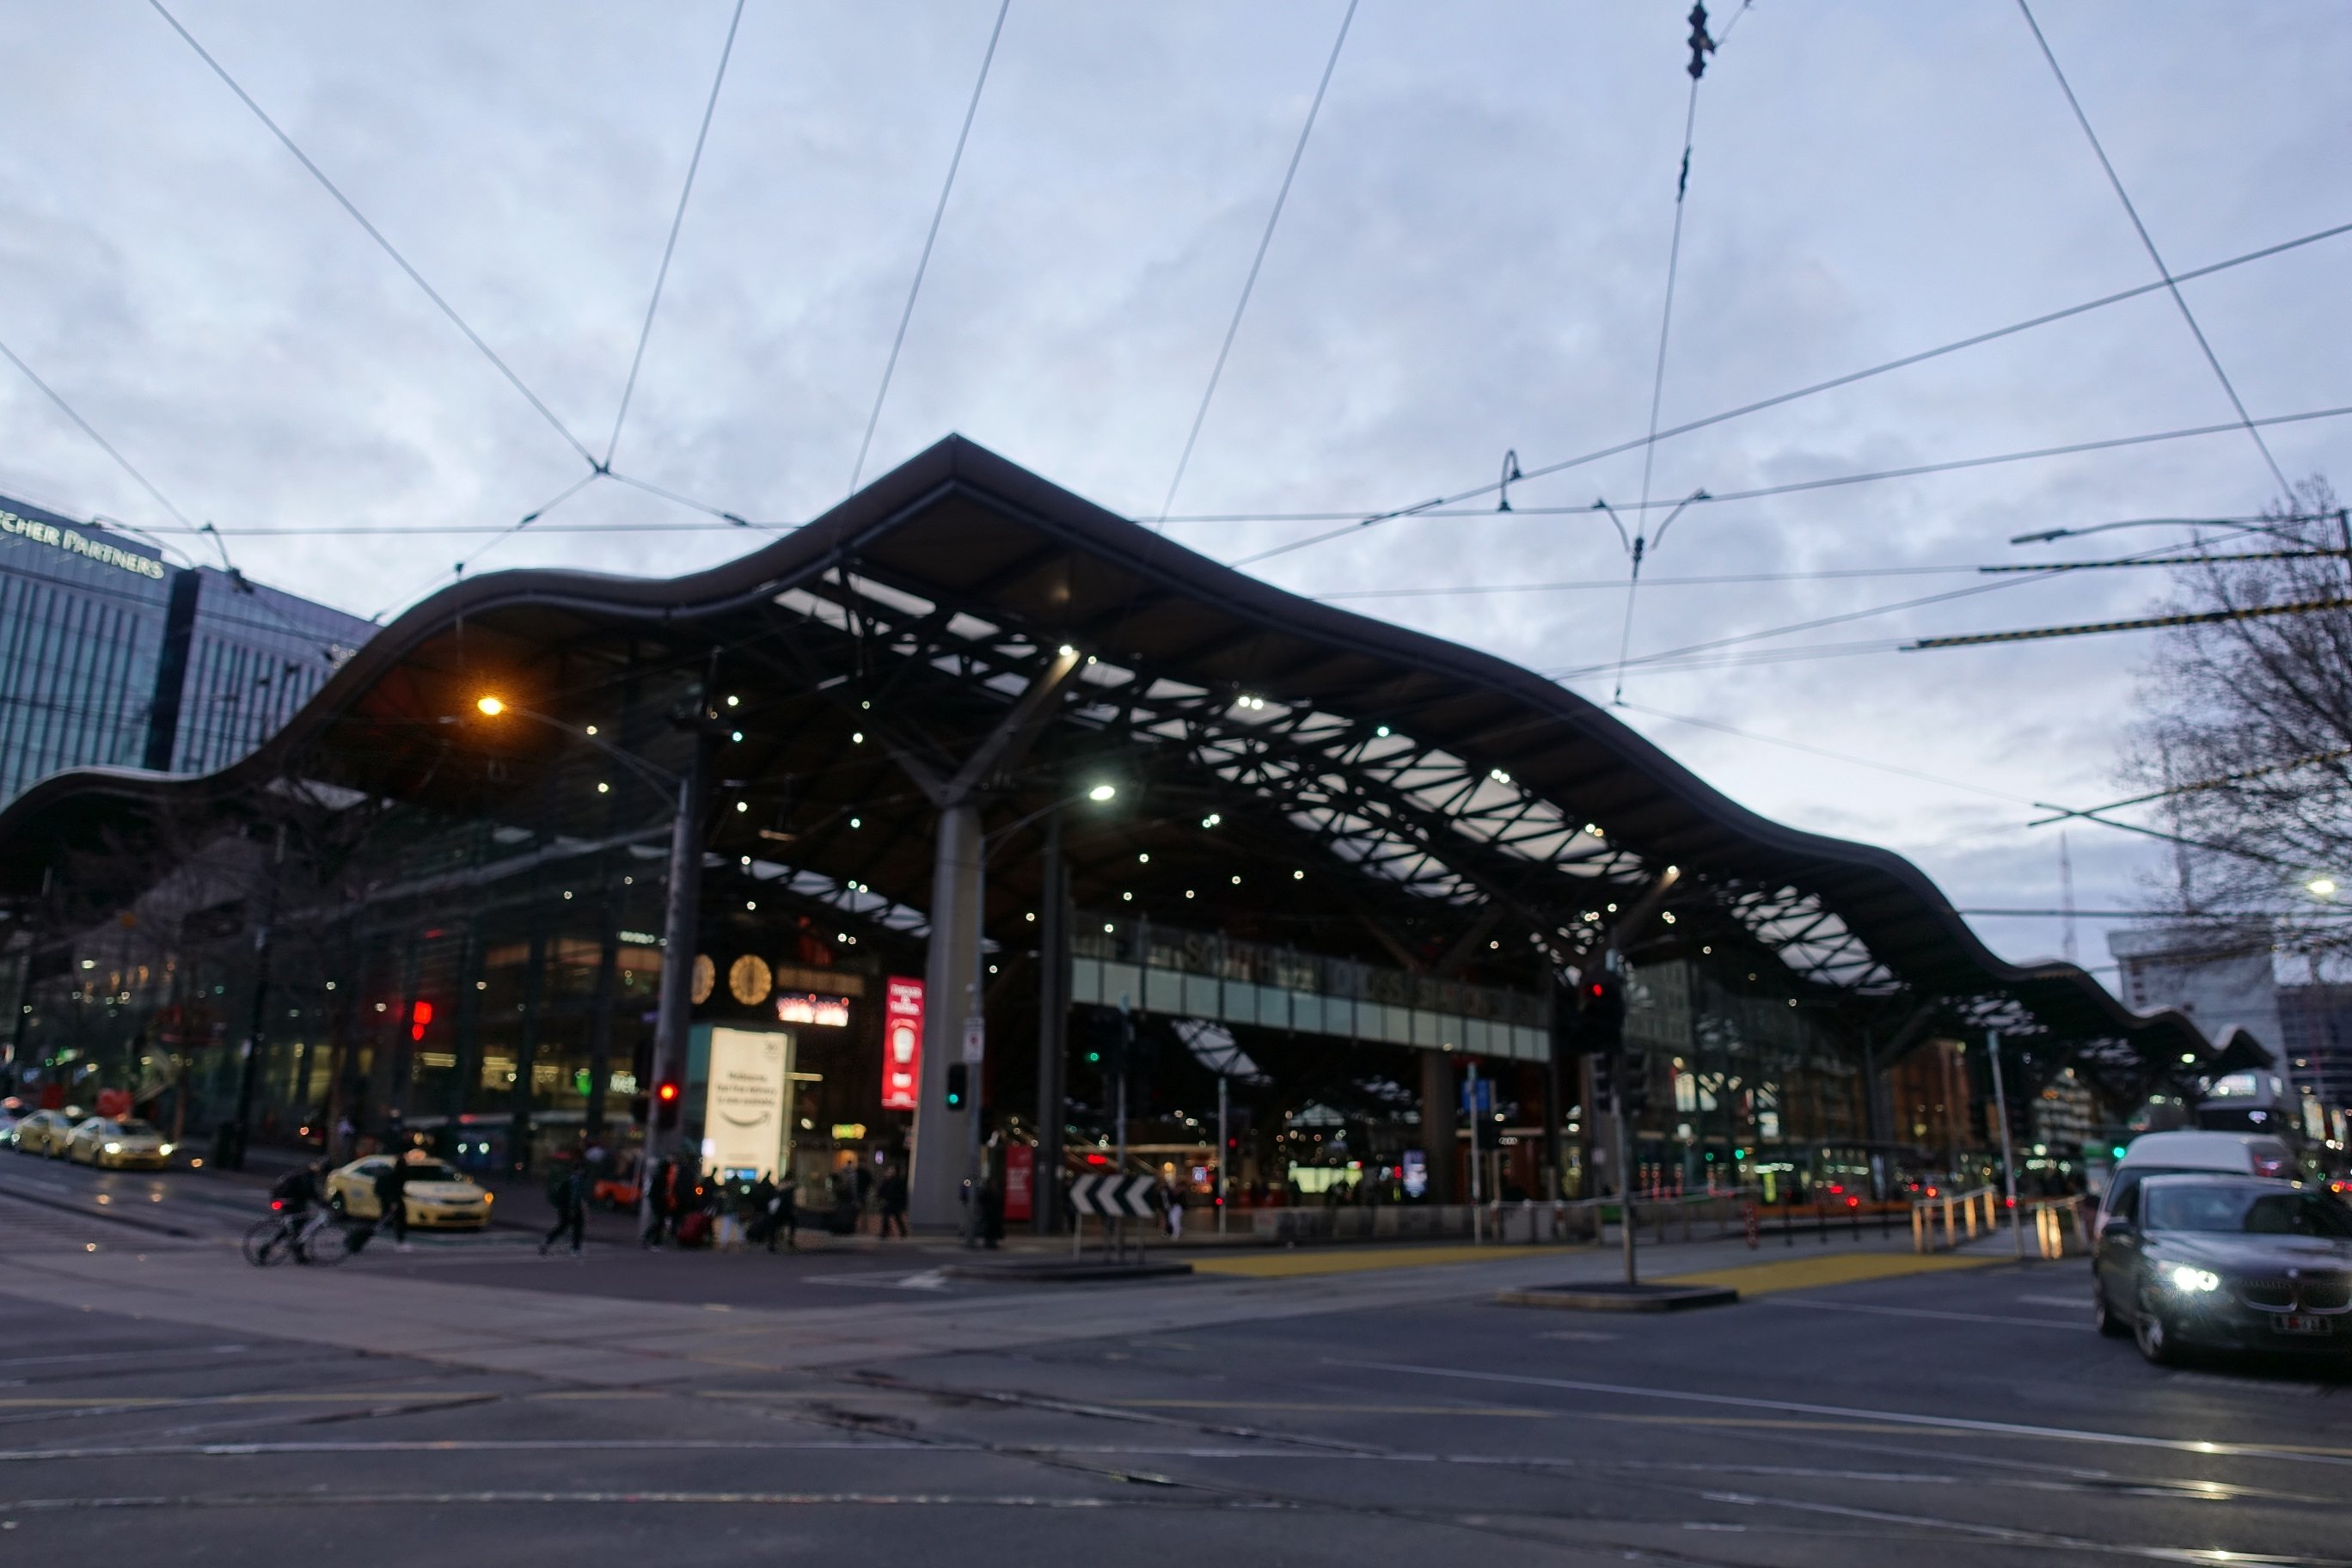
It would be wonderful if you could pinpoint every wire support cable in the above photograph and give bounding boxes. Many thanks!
[603,0,748,471]
[1222,216,2352,567]
[2016,0,2288,497]
[1155,0,1357,526]
[145,0,597,469]
[0,334,196,532]
[848,0,1012,493]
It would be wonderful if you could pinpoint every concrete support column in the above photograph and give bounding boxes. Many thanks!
[910,800,983,1230]
[1033,810,1068,1234]
[1419,1050,1459,1204]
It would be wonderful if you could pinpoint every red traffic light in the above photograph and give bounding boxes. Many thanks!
[656,1081,679,1103]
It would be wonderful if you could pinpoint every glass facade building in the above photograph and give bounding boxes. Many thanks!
[0,494,372,802]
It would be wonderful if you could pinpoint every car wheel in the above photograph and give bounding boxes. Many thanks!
[2135,1289,2179,1366]
[2094,1287,2128,1338]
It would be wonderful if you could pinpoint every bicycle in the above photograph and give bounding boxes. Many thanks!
[241,1205,353,1267]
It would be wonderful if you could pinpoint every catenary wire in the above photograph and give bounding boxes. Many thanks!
[847,0,1012,494]
[603,0,749,472]
[0,335,198,533]
[1550,536,2199,680]
[2016,0,2289,497]
[1614,700,2042,805]
[1216,216,2352,565]
[1234,401,2352,568]
[1155,0,1357,526]
[144,0,600,470]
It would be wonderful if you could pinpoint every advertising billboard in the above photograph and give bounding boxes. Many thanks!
[881,977,924,1111]
[702,1027,791,1177]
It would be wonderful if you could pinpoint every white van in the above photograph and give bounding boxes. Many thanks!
[2095,1130,2296,1234]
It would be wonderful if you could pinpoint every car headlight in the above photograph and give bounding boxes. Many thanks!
[481,1192,493,1204]
[103,1142,121,1155]
[159,1143,174,1155]
[2167,1265,2220,1293]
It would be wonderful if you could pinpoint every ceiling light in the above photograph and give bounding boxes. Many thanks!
[1087,783,1118,802]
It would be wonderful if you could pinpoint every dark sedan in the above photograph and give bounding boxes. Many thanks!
[2094,1173,2352,1365]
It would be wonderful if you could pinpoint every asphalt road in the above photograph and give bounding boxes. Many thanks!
[2,1161,2348,1565]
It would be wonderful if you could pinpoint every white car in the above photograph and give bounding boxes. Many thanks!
[2097,1130,2296,1235]
[65,1116,174,1170]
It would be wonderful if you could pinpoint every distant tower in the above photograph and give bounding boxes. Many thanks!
[2061,830,2079,967]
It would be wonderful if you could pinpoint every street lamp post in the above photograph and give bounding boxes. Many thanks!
[464,696,703,1243]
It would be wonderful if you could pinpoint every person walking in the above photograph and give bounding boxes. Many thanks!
[1164,1176,1186,1242]
[878,1165,908,1240]
[977,1172,1005,1250]
[540,1155,587,1256]
[374,1149,413,1252]
[769,1171,799,1252]
[641,1155,676,1249]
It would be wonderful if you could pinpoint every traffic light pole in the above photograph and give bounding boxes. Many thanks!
[1616,1045,1638,1286]
[638,747,707,1244]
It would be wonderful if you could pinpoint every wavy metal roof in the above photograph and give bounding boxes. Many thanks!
[0,436,2204,1083]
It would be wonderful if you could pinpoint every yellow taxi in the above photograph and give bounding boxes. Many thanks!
[11,1108,81,1158]
[324,1154,494,1231]
[65,1116,174,1169]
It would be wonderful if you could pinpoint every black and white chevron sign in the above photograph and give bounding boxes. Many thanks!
[1069,1173,1159,1218]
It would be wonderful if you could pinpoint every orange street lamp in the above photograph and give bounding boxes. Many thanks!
[475,695,505,716]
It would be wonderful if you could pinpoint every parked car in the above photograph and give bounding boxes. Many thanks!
[0,1099,21,1146]
[324,1155,493,1231]
[12,1109,80,1158]
[2096,1130,2296,1235]
[2094,1173,2352,1365]
[64,1116,173,1170]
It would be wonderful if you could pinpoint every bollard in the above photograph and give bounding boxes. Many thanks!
[1911,1203,1926,1253]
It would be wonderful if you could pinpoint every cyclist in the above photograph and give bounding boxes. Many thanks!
[270,1159,323,1218]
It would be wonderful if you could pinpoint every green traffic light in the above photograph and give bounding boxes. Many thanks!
[1086,1051,1101,1063]
[2110,1145,2127,1160]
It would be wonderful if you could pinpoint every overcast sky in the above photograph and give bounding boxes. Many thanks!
[3,2,2346,985]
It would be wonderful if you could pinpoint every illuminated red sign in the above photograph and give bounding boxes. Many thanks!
[881,977,924,1111]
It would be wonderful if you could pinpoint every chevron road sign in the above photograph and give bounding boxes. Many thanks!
[1068,1173,1159,1218]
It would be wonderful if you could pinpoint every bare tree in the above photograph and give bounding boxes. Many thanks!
[2128,477,2352,955]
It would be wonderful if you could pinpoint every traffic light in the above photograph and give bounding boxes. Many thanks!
[1619,1052,1651,1117]
[656,1080,680,1106]
[945,1063,969,1111]
[1579,970,1626,1053]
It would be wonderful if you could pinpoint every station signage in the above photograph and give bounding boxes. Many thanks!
[0,508,167,580]
[881,977,924,1110]
[775,991,851,1028]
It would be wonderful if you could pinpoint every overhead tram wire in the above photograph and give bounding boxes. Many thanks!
[0,334,197,533]
[1219,215,2352,568]
[847,0,1012,494]
[603,0,749,473]
[1614,700,2042,806]
[1549,535,2208,681]
[1232,401,2352,573]
[2017,0,2290,498]
[145,0,597,471]
[1611,1,1741,704]
[1311,545,2335,600]
[1154,0,1358,527]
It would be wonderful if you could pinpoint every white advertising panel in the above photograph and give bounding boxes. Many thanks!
[704,1027,792,1177]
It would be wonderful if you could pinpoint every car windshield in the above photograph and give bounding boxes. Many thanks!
[401,1161,466,1185]
[2145,1185,2352,1238]
[113,1119,156,1136]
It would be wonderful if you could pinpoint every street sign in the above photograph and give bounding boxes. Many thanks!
[961,1014,986,1064]
[1068,1173,1158,1218]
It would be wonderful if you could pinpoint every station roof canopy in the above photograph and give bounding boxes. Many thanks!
[0,436,2205,1090]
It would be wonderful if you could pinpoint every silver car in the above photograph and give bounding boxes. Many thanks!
[2094,1173,2352,1365]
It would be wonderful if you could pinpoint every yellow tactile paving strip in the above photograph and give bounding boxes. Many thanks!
[1656,1252,1998,1296]
[1191,1243,1572,1279]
